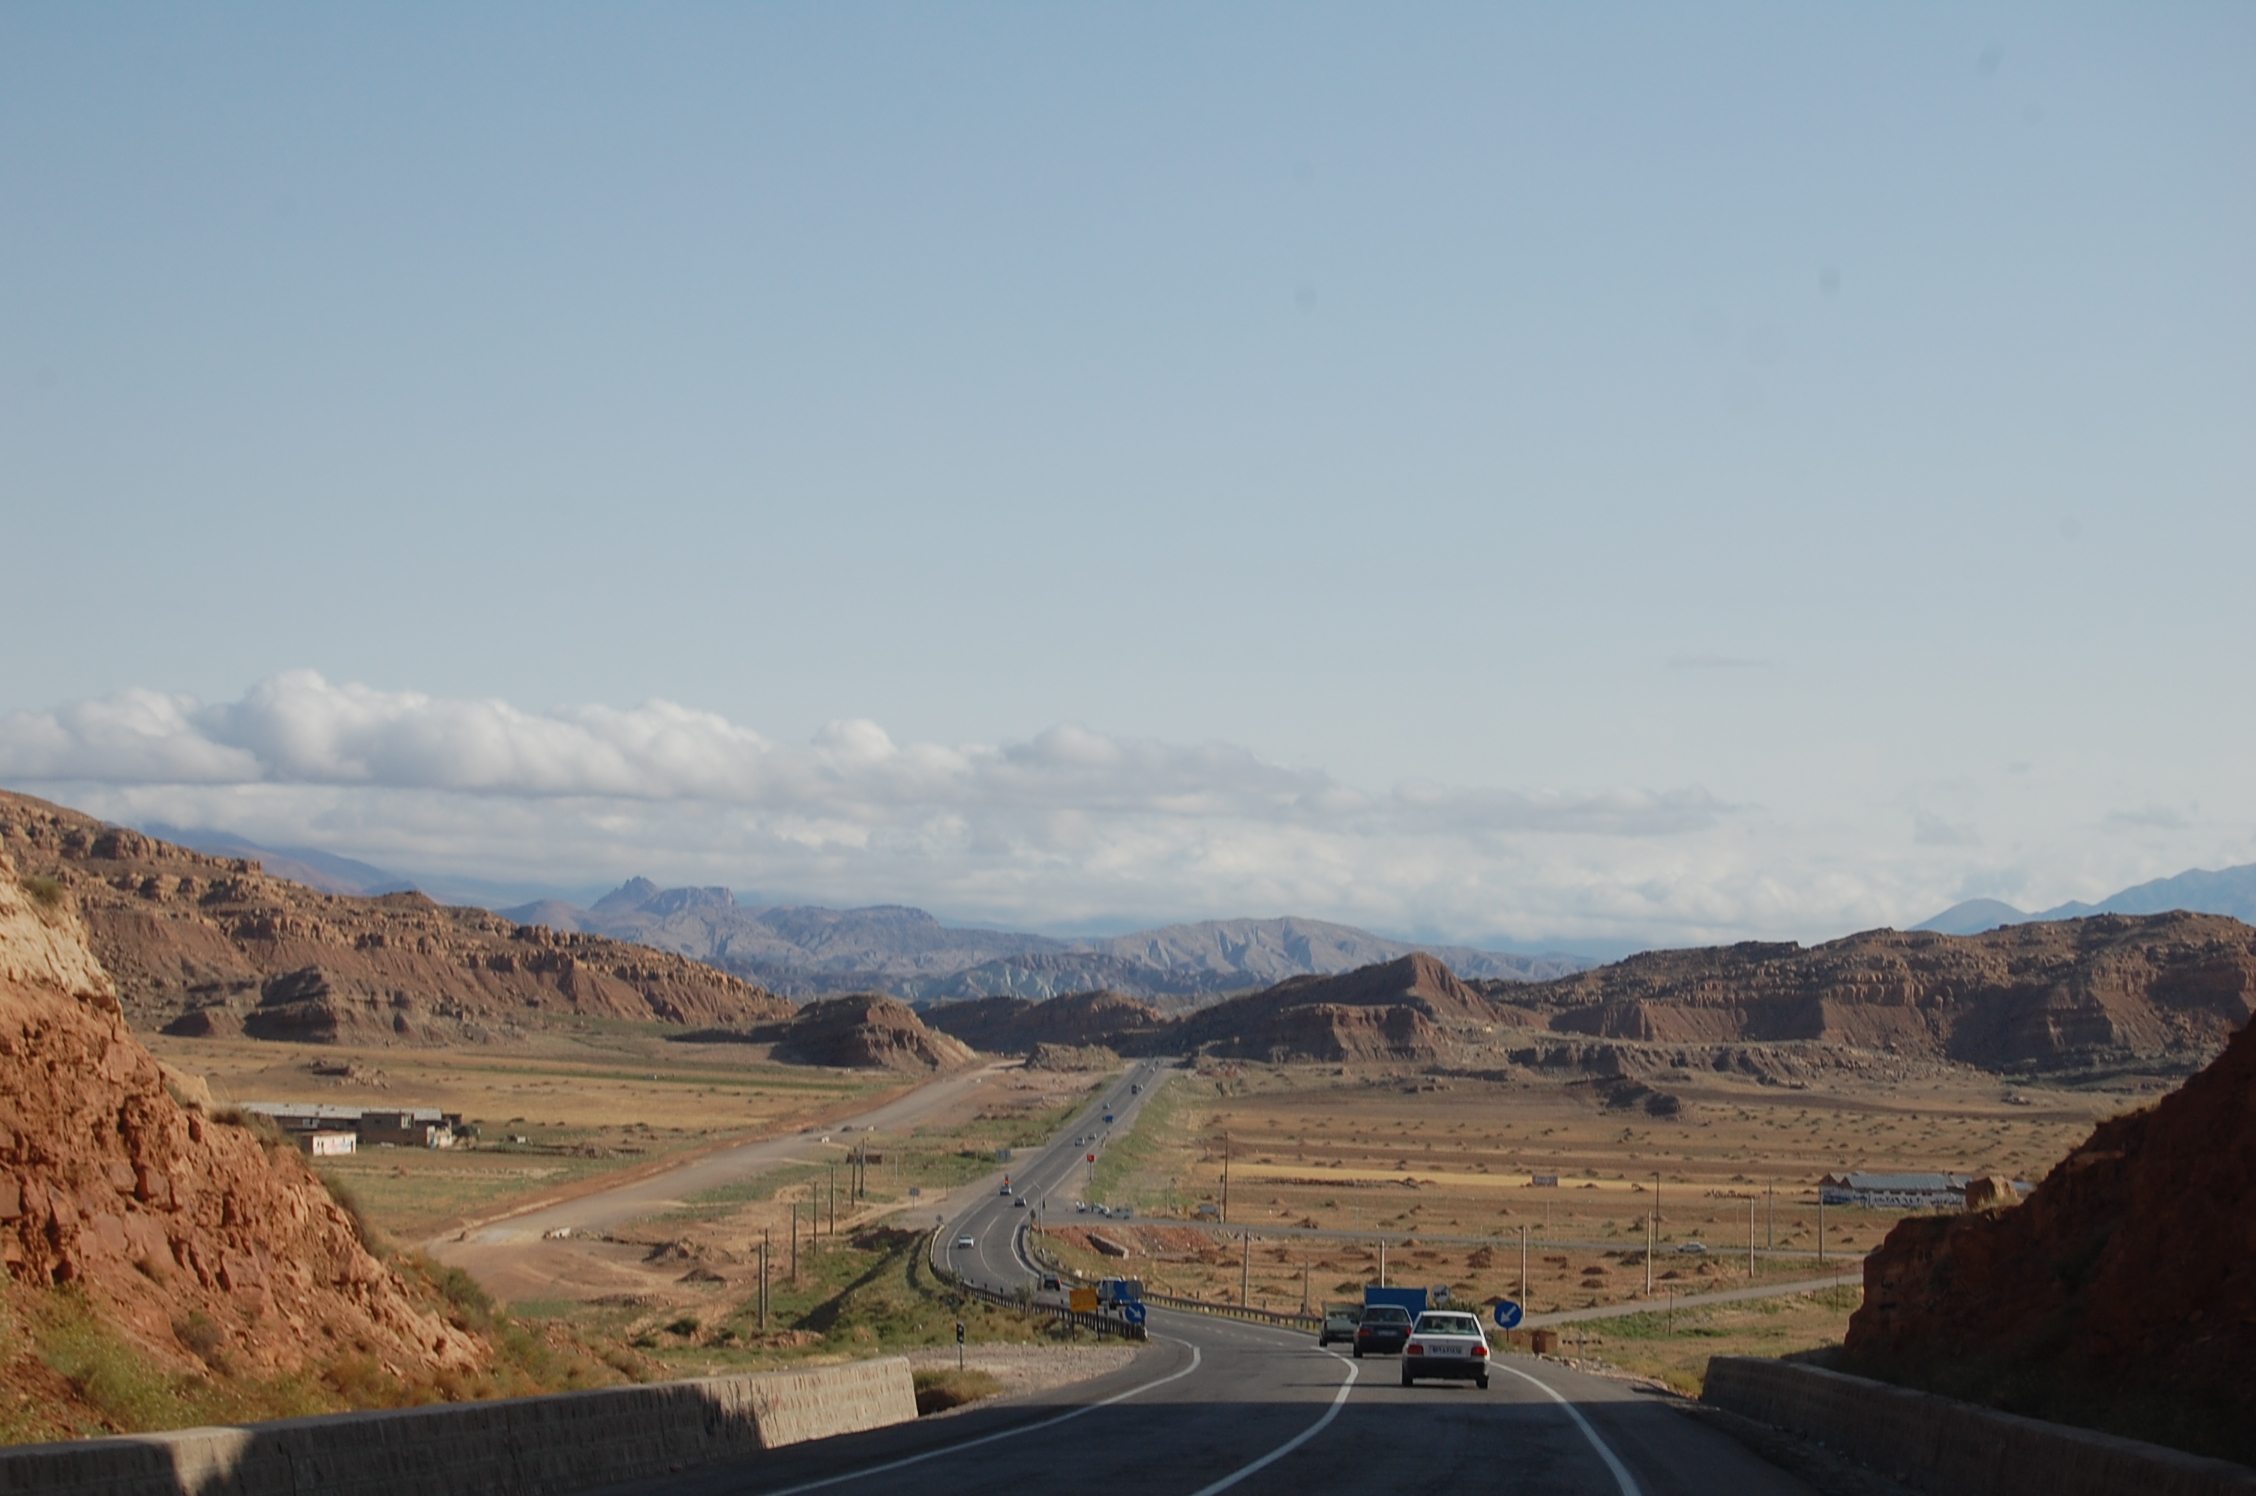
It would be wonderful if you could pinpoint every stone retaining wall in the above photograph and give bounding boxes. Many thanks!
[1702,1356,2256,1496]
[0,1356,916,1496]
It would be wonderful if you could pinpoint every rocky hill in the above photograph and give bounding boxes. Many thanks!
[771,994,977,1073]
[921,989,1168,1055]
[1154,952,1521,1063]
[0,791,793,1045]
[1843,1011,2256,1464]
[0,849,485,1437]
[1481,914,2256,1074]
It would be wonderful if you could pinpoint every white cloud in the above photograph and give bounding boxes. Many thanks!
[12,670,2226,950]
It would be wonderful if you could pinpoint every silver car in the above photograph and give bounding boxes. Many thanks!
[1402,1311,1491,1389]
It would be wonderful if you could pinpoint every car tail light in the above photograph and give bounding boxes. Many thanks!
[1406,1344,1424,1355]
[1472,1344,1488,1358]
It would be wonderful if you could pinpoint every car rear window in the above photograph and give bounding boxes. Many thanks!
[1416,1315,1482,1336]
[1363,1306,1410,1323]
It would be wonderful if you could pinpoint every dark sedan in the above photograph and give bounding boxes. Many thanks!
[1352,1303,1413,1357]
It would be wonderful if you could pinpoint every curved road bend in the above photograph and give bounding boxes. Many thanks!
[602,1060,1819,1496]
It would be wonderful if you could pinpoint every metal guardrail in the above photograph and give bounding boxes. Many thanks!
[1135,1291,1320,1333]
[1025,1225,1319,1335]
[927,1226,1147,1342]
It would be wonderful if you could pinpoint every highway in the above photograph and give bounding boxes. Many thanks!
[607,1060,1820,1496]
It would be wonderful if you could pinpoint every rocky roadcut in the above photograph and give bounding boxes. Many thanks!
[0,850,485,1436]
[1846,1009,2256,1463]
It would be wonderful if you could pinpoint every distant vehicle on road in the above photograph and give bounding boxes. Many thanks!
[1675,1242,1707,1254]
[1363,1285,1430,1317]
[1131,1084,1141,1093]
[1353,1304,1413,1358]
[1013,1197,1027,1208]
[954,1235,975,1249]
[1318,1306,1362,1346]
[1402,1312,1490,1389]
[1000,1183,1013,1196]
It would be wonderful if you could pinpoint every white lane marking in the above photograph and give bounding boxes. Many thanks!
[746,1339,1204,1496]
[1179,1344,1359,1496]
[1496,1363,1643,1496]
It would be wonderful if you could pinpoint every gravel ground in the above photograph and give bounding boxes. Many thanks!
[904,1342,1141,1403]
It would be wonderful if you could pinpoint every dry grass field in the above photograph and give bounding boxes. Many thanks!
[145,1020,912,1240]
[1038,1055,2143,1387]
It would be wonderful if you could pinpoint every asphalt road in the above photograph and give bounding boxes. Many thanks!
[604,1059,1817,1496]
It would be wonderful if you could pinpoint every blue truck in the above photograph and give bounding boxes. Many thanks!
[1362,1285,1428,1317]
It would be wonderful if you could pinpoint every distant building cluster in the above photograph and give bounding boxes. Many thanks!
[240,1102,463,1156]
[1819,1171,2032,1211]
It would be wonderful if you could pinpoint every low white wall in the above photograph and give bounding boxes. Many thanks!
[0,1355,916,1496]
[1702,1356,2256,1496]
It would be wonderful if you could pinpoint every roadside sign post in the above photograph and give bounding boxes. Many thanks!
[1493,1300,1523,1331]
[955,1320,965,1371]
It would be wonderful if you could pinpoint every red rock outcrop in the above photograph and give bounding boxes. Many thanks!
[1160,953,1518,1062]
[923,989,1167,1055]
[774,994,977,1073]
[1488,916,2256,1072]
[0,791,793,1044]
[1842,1012,2256,1462]
[0,851,481,1393]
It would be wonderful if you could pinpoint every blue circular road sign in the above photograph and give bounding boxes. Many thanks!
[1493,1300,1524,1330]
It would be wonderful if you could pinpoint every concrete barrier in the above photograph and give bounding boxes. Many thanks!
[0,1355,916,1496]
[1702,1356,2256,1496]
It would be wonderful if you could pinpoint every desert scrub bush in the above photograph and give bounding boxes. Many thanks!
[20,875,65,909]
[316,1170,388,1256]
[171,1310,229,1368]
[208,1106,288,1154]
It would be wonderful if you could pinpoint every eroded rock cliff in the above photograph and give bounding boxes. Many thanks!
[0,851,484,1433]
[0,791,793,1045]
[1842,1011,2256,1463]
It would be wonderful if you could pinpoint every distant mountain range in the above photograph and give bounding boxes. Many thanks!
[500,877,1592,1003]
[1918,863,2256,936]
[124,825,1591,1001]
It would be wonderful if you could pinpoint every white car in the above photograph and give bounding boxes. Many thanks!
[1402,1311,1491,1389]
[954,1234,975,1249]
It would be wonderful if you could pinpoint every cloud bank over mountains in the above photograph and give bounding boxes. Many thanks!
[0,671,1715,834]
[0,670,2142,951]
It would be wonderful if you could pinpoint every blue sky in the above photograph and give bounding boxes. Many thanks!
[3,4,2251,951]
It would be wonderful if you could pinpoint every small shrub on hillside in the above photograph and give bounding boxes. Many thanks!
[316,1171,387,1256]
[20,876,64,910]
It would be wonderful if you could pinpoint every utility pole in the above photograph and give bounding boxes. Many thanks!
[828,1164,836,1234]
[1654,1172,1662,1239]
[789,1202,798,1281]
[1379,1240,1388,1288]
[1220,1134,1231,1226]
[1766,1181,1774,1250]
[1520,1224,1530,1306]
[1818,1189,1826,1265]
[1748,1198,1756,1279]
[1644,1210,1654,1296]
[1301,1251,1310,1315]
[1241,1233,1251,1307]
[759,1230,770,1332]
